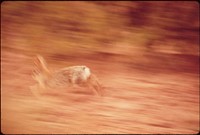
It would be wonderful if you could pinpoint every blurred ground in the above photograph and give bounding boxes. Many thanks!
[1,1,199,134]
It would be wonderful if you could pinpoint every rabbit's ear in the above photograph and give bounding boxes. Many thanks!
[32,55,51,84]
[34,55,49,74]
[36,55,47,67]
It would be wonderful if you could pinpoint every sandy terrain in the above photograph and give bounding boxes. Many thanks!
[1,1,199,134]
[1,49,199,134]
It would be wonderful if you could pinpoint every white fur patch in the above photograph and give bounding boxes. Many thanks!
[83,66,91,80]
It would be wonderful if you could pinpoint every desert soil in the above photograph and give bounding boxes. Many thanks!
[1,49,199,134]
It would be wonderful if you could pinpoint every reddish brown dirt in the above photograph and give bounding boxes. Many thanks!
[1,49,199,134]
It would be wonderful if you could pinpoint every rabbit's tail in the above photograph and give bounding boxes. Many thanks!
[32,55,51,89]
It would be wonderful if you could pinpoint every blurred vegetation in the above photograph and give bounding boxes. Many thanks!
[1,1,199,72]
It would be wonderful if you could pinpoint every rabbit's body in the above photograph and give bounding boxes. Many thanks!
[31,55,103,96]
[45,66,91,88]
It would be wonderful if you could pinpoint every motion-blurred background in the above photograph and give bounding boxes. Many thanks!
[1,1,199,134]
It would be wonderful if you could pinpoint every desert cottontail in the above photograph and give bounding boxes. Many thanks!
[30,55,103,96]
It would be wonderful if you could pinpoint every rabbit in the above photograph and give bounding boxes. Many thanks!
[30,55,103,97]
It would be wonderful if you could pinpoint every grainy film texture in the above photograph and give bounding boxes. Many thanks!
[1,1,199,134]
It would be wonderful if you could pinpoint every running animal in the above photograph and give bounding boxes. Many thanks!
[30,55,103,96]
